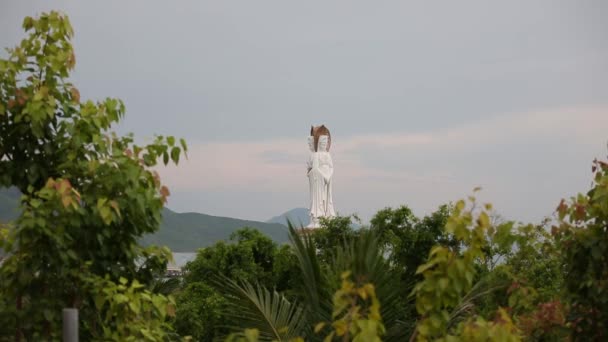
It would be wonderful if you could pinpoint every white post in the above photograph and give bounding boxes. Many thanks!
[62,308,78,342]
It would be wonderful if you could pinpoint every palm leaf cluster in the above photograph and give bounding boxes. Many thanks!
[220,223,401,341]
[223,278,307,341]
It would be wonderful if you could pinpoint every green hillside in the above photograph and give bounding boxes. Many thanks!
[0,188,289,252]
[141,208,289,252]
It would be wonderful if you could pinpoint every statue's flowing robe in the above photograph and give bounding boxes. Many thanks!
[307,151,335,224]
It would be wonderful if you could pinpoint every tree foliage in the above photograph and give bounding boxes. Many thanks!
[553,158,608,339]
[317,271,385,342]
[184,227,284,290]
[174,282,226,342]
[411,194,522,341]
[0,11,185,340]
[177,227,299,340]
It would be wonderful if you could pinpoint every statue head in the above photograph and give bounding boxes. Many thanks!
[310,124,331,152]
[318,135,330,152]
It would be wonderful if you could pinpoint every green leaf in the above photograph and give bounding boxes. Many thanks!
[66,250,77,260]
[478,211,490,228]
[170,146,180,164]
[244,329,259,341]
[114,294,128,304]
[128,301,141,315]
[22,16,34,30]
[43,309,53,321]
[99,206,112,225]
[97,197,108,208]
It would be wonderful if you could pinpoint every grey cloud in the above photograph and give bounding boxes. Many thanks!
[2,1,607,142]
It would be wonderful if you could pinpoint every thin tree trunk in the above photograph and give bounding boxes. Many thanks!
[15,294,22,342]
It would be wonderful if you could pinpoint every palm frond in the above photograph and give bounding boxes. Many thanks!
[447,276,509,328]
[149,276,181,296]
[223,277,308,341]
[329,229,403,335]
[288,223,408,341]
[287,222,333,324]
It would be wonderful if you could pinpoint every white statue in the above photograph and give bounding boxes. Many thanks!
[307,134,336,228]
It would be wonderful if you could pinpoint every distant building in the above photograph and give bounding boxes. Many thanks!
[165,252,196,277]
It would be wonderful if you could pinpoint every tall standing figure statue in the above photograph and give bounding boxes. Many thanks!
[307,125,336,228]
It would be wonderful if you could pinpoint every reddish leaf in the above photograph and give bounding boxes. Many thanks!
[557,199,567,219]
[574,204,586,221]
[160,185,170,204]
[70,87,80,103]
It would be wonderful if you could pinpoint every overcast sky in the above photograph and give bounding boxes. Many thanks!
[1,1,607,223]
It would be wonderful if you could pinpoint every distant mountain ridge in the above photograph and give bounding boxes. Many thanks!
[266,207,310,227]
[0,188,292,252]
